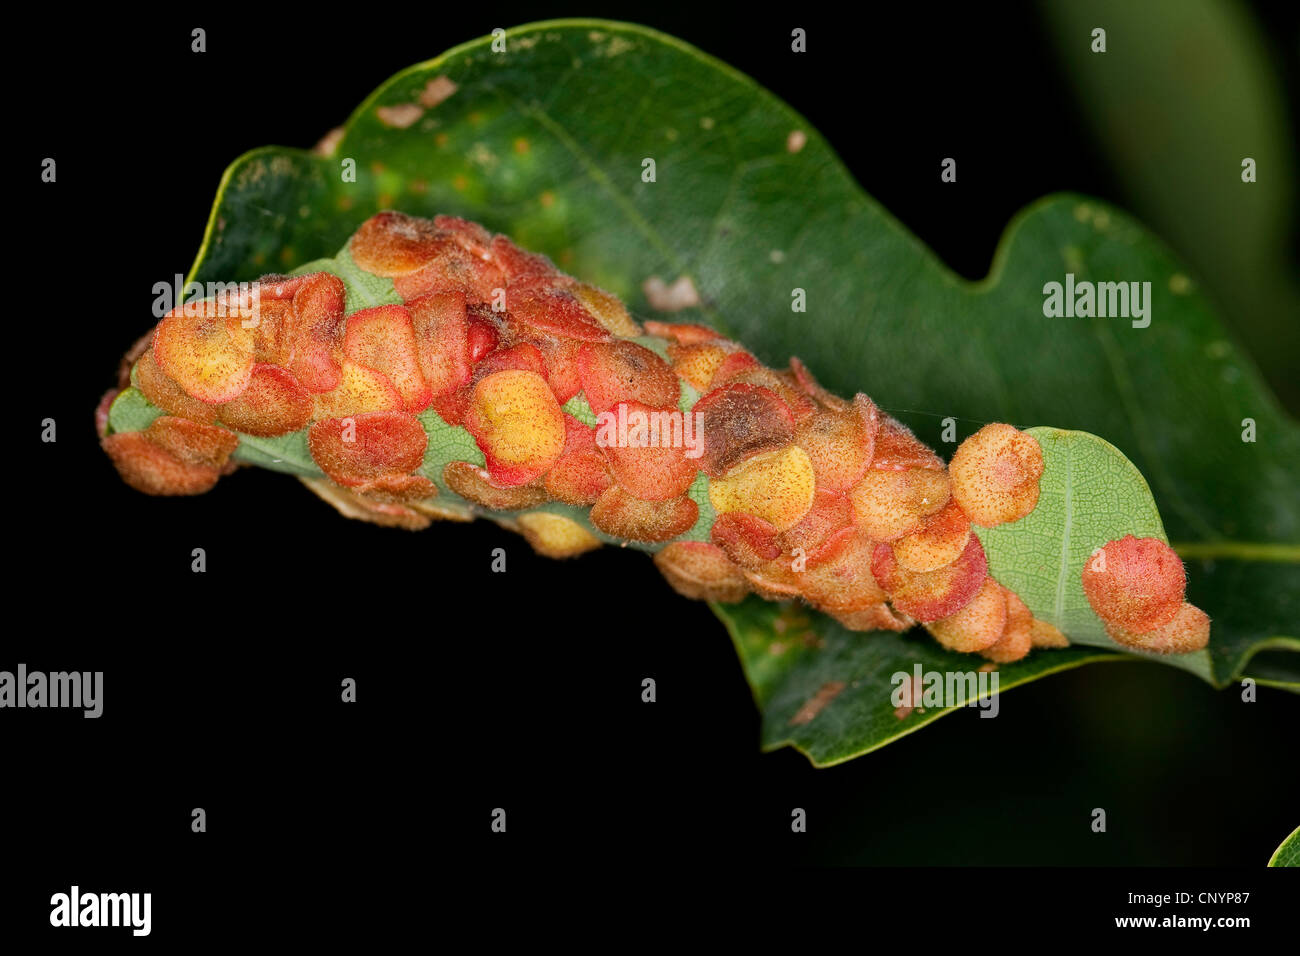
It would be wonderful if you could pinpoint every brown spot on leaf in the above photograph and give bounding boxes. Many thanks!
[789,680,846,726]
[893,674,925,720]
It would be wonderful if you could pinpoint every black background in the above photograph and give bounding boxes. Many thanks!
[10,1,1300,941]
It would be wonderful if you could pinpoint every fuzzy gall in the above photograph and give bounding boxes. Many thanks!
[1081,535,1209,653]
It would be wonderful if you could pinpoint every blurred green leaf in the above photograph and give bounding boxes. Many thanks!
[1039,0,1300,409]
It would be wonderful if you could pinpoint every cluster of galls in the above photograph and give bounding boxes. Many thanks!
[98,211,1203,661]
[99,212,653,530]
[658,405,1068,663]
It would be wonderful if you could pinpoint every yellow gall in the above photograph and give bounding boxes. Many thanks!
[708,445,816,532]
[1029,618,1070,649]
[465,369,566,486]
[572,284,642,337]
[516,512,603,559]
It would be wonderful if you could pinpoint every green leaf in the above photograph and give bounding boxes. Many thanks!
[716,596,1120,766]
[106,387,163,435]
[229,429,318,477]
[155,19,1294,759]
[1268,825,1300,867]
[291,247,404,312]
